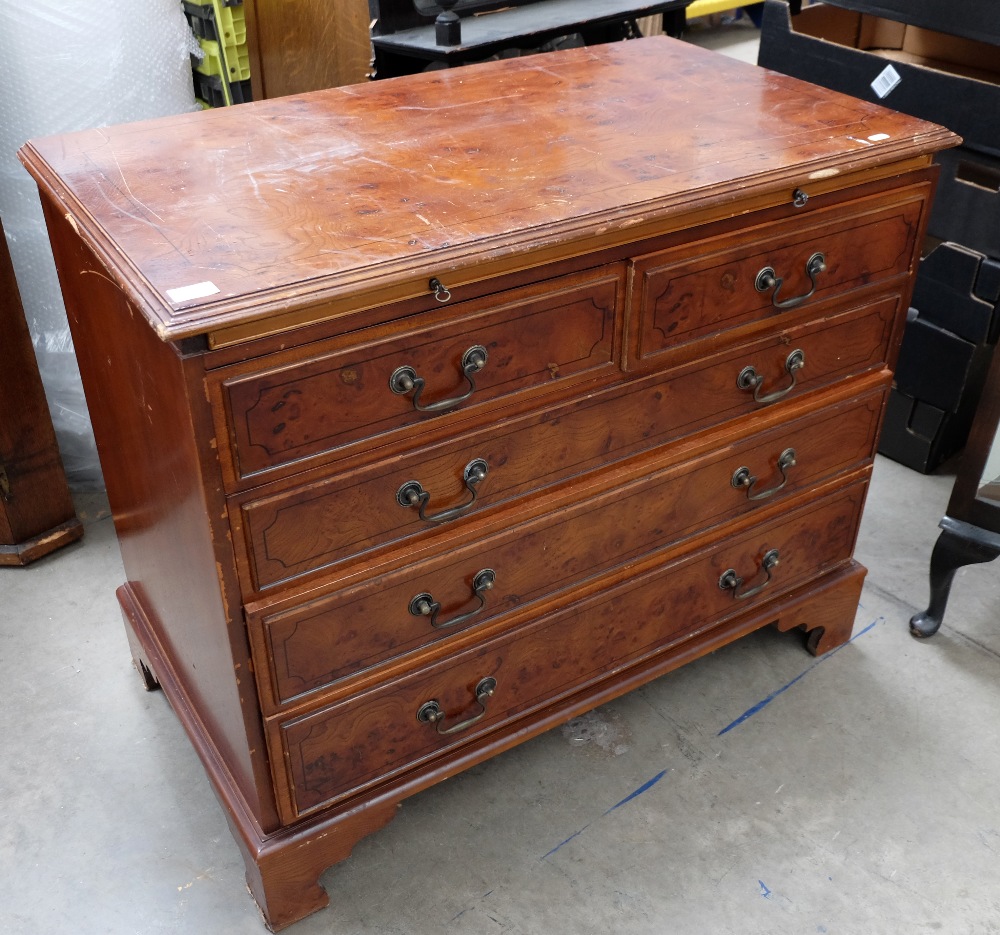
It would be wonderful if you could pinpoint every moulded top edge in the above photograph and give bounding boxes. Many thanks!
[18,36,960,344]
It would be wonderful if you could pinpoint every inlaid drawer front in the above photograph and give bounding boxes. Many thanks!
[217,266,624,482]
[268,481,867,821]
[628,185,926,366]
[246,387,883,710]
[232,296,899,594]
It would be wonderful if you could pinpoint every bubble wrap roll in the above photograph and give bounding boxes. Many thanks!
[0,0,199,488]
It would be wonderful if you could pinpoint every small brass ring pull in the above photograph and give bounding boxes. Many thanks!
[389,345,488,413]
[737,349,806,405]
[429,277,452,302]
[755,252,826,310]
[397,458,488,523]
[719,548,781,601]
[409,568,497,630]
[417,676,498,736]
[731,448,797,501]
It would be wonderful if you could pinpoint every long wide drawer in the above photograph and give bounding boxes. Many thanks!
[233,293,902,593]
[268,479,868,822]
[214,265,624,484]
[248,382,882,713]
[627,181,927,367]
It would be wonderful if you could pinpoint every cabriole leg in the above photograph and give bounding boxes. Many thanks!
[910,519,1000,639]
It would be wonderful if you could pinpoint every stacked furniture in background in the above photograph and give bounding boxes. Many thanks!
[0,217,82,565]
[367,0,693,78]
[184,0,252,107]
[759,0,1000,471]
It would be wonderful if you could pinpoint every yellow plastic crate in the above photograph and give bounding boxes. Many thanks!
[187,0,247,48]
[687,0,747,17]
[195,36,250,83]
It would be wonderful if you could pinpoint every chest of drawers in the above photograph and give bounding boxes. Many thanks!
[20,37,957,930]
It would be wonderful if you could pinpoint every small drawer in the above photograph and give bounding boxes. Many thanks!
[246,384,884,711]
[266,480,868,822]
[214,265,624,483]
[232,293,901,594]
[627,184,927,367]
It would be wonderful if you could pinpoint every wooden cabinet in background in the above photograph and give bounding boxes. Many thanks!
[0,217,82,565]
[20,38,957,930]
[243,0,372,96]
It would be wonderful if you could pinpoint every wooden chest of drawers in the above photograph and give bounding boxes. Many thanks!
[20,38,957,930]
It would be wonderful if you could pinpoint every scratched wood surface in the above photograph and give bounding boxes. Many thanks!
[19,37,956,341]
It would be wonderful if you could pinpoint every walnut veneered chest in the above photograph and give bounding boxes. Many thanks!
[20,37,957,930]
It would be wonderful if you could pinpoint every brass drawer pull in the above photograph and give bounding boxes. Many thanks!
[389,345,488,413]
[755,252,826,310]
[417,677,498,735]
[409,568,497,630]
[731,448,797,501]
[737,349,805,405]
[397,458,488,523]
[719,548,780,601]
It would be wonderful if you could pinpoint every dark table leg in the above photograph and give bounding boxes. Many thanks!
[910,516,1000,638]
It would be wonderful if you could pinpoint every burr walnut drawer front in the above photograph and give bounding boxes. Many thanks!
[216,266,624,484]
[266,479,868,821]
[232,292,901,594]
[245,382,885,712]
[627,183,928,367]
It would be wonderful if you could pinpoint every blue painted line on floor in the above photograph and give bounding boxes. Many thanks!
[541,824,591,860]
[717,616,883,736]
[541,768,670,860]
[603,768,669,815]
[541,615,885,862]
[759,880,773,899]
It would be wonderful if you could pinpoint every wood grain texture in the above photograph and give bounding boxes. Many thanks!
[234,343,887,597]
[18,38,957,342]
[20,41,951,930]
[246,385,885,711]
[218,265,623,480]
[39,203,281,832]
[246,561,869,930]
[629,184,926,364]
[272,479,868,821]
[244,0,372,98]
[0,215,81,563]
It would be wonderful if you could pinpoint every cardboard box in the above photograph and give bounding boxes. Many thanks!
[758,1,1000,158]
[913,241,999,346]
[928,147,1000,259]
[812,0,1000,48]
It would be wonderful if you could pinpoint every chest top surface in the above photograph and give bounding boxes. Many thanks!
[19,36,956,342]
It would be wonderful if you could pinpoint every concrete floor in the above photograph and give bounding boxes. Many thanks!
[6,455,1000,934]
[5,22,1000,935]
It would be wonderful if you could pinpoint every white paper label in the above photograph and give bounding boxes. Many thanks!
[871,64,901,99]
[166,281,220,303]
